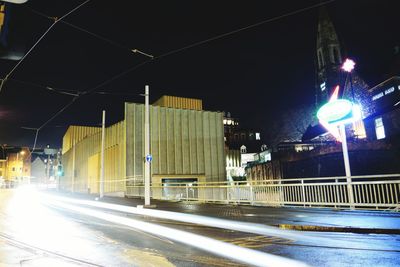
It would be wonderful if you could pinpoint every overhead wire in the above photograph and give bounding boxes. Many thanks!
[154,0,335,60]
[0,0,92,94]
[1,0,92,154]
[9,0,335,151]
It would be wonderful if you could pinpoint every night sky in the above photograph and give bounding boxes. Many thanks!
[0,0,399,148]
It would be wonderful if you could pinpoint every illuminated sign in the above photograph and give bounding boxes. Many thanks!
[384,87,395,95]
[372,92,384,101]
[317,99,353,125]
[317,85,362,141]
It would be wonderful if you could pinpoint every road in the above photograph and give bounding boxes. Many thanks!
[1,187,399,267]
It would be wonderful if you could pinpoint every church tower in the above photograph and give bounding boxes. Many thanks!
[315,7,344,107]
[314,6,370,139]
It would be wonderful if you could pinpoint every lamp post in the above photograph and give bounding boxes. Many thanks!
[144,85,151,207]
[317,88,356,209]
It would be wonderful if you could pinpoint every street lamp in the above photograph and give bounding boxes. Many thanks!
[341,58,356,101]
[341,58,366,140]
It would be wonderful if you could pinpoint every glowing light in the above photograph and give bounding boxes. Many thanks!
[49,199,309,267]
[341,58,355,72]
[317,85,363,141]
[329,85,340,102]
[43,195,319,242]
[42,194,373,251]
[317,99,353,125]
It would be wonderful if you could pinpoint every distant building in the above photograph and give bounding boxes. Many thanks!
[30,156,46,183]
[223,112,266,180]
[0,146,31,186]
[61,97,225,195]
[250,8,400,180]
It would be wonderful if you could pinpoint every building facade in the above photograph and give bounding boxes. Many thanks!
[364,76,400,141]
[61,99,225,195]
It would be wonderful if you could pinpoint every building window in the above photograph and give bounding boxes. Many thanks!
[255,133,260,140]
[240,133,246,141]
[12,167,15,171]
[317,49,324,68]
[320,82,326,91]
[334,47,341,63]
[375,117,386,140]
[249,132,254,140]
[330,47,335,63]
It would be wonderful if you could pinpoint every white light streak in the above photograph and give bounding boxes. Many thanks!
[49,199,309,267]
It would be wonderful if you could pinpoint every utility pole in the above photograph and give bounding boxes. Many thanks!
[100,110,105,198]
[144,85,151,206]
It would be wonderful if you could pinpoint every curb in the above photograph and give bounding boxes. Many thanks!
[278,224,400,235]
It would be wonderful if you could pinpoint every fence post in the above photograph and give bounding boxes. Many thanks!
[185,184,189,200]
[335,178,338,209]
[347,176,355,209]
[249,183,254,205]
[301,179,306,207]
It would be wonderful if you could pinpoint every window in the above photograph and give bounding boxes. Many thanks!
[334,47,341,63]
[320,82,326,91]
[317,50,324,68]
[330,47,335,63]
[12,167,15,171]
[240,145,247,154]
[375,117,386,140]
[248,132,254,140]
[255,133,260,140]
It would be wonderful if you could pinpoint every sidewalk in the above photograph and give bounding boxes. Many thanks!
[59,191,400,234]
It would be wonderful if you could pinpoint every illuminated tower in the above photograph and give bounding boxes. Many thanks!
[315,7,344,108]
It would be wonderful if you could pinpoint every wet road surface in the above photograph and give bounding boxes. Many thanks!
[1,188,399,266]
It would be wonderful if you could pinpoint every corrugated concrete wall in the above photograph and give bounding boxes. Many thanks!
[152,95,203,111]
[61,121,126,194]
[125,103,225,185]
[62,126,101,154]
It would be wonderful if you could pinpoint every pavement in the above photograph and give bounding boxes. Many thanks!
[70,192,400,233]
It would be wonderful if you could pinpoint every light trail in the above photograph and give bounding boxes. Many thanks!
[42,194,327,243]
[42,194,381,251]
[48,199,309,267]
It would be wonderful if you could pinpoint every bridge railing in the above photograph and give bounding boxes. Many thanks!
[125,174,400,210]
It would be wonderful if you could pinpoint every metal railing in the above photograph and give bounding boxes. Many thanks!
[126,174,400,210]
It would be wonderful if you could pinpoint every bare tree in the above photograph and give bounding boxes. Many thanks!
[266,105,315,149]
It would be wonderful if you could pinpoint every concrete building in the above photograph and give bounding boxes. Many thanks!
[61,98,225,195]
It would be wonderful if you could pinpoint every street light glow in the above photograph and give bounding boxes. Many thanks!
[341,58,355,72]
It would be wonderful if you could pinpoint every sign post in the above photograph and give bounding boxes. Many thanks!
[317,86,360,209]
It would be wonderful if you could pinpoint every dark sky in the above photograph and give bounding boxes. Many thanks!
[0,0,399,148]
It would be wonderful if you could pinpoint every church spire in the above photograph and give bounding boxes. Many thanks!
[315,6,344,107]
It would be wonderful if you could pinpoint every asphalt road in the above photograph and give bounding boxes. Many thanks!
[1,188,399,267]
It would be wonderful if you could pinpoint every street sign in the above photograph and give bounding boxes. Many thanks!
[146,154,152,163]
